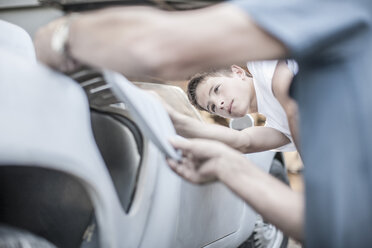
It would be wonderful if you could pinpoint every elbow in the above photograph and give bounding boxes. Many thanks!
[237,145,251,154]
[234,135,253,154]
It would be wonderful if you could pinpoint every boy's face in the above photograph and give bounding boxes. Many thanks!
[195,73,252,119]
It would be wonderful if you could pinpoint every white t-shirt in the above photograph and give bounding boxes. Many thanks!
[247,60,298,152]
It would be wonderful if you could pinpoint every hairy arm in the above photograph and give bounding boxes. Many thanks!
[35,4,286,79]
[171,111,290,153]
[168,138,304,240]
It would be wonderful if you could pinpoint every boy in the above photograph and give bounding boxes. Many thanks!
[167,59,299,153]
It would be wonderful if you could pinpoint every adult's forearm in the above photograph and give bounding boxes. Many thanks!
[67,7,161,76]
[218,155,304,241]
[66,4,286,80]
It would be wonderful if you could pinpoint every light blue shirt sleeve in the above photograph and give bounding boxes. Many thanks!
[230,0,370,60]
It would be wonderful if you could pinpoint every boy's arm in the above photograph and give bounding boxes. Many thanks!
[171,110,290,153]
[272,60,300,151]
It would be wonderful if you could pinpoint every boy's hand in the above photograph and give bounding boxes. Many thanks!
[146,89,186,127]
[146,90,179,118]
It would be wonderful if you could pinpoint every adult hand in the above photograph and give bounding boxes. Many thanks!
[143,89,199,138]
[167,138,241,184]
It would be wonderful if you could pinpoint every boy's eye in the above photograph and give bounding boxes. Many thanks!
[211,104,216,112]
[214,85,220,93]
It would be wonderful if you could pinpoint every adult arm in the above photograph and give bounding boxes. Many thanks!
[34,4,286,79]
[167,138,304,241]
[34,1,368,78]
[170,110,290,153]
